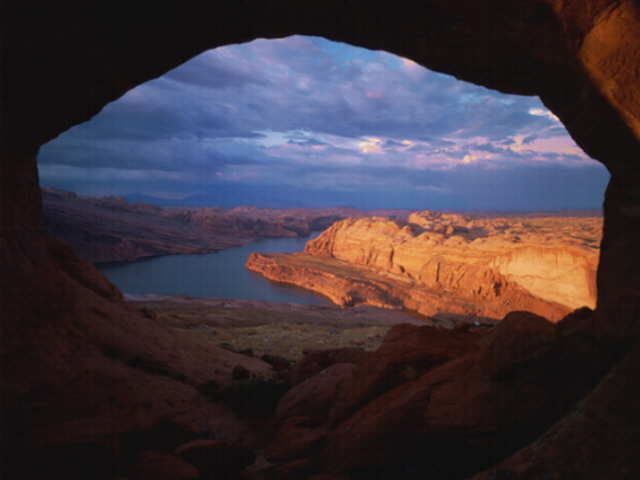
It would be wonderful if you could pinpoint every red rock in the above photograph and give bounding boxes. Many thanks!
[473,337,640,479]
[328,323,479,425]
[233,365,252,380]
[276,363,356,425]
[316,311,614,478]
[287,348,368,386]
[267,458,314,480]
[307,475,350,480]
[556,306,595,337]
[265,416,327,462]
[249,215,601,322]
[261,354,291,372]
[133,451,199,480]
[479,310,556,378]
[175,439,255,477]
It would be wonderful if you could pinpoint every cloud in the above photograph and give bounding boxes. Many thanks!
[462,152,494,164]
[528,107,561,122]
[38,35,608,210]
[164,51,268,90]
[358,137,383,154]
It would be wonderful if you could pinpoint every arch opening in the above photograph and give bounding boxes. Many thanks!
[37,35,608,321]
[38,35,609,212]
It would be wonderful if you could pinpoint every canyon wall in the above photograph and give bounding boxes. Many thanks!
[249,212,601,323]
[42,187,410,263]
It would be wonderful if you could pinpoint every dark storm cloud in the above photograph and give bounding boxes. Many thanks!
[164,54,268,90]
[383,139,407,148]
[287,138,328,147]
[473,143,504,153]
[38,35,608,209]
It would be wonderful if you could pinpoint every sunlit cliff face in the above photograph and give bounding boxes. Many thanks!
[37,36,608,211]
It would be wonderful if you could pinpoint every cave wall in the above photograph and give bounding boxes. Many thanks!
[2,1,640,477]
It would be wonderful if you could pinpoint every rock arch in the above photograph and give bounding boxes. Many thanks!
[2,1,640,477]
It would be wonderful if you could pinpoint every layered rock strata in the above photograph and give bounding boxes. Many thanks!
[42,187,409,263]
[248,212,601,323]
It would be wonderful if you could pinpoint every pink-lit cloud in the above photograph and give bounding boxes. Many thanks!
[358,137,383,154]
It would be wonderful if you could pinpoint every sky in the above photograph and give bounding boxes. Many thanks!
[38,35,610,211]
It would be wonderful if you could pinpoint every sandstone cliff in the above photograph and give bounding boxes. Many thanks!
[248,211,601,323]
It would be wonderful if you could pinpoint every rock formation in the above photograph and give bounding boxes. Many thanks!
[248,212,601,323]
[255,309,624,479]
[3,1,640,478]
[42,186,410,263]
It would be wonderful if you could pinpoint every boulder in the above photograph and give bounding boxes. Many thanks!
[276,363,356,424]
[287,348,368,386]
[328,323,479,425]
[315,311,614,478]
[479,310,556,378]
[265,416,327,462]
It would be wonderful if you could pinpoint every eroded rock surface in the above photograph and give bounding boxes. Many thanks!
[255,310,622,479]
[248,212,601,323]
[42,187,410,263]
[0,232,272,477]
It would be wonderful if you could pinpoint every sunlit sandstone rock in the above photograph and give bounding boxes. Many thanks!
[248,213,601,322]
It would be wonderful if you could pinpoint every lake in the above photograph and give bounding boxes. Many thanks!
[98,234,332,305]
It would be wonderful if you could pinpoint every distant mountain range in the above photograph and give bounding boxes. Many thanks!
[118,181,605,214]
[124,190,602,218]
[124,185,375,209]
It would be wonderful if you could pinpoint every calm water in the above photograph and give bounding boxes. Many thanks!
[98,234,332,305]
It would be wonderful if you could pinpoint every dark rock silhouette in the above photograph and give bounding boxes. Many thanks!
[254,311,623,479]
